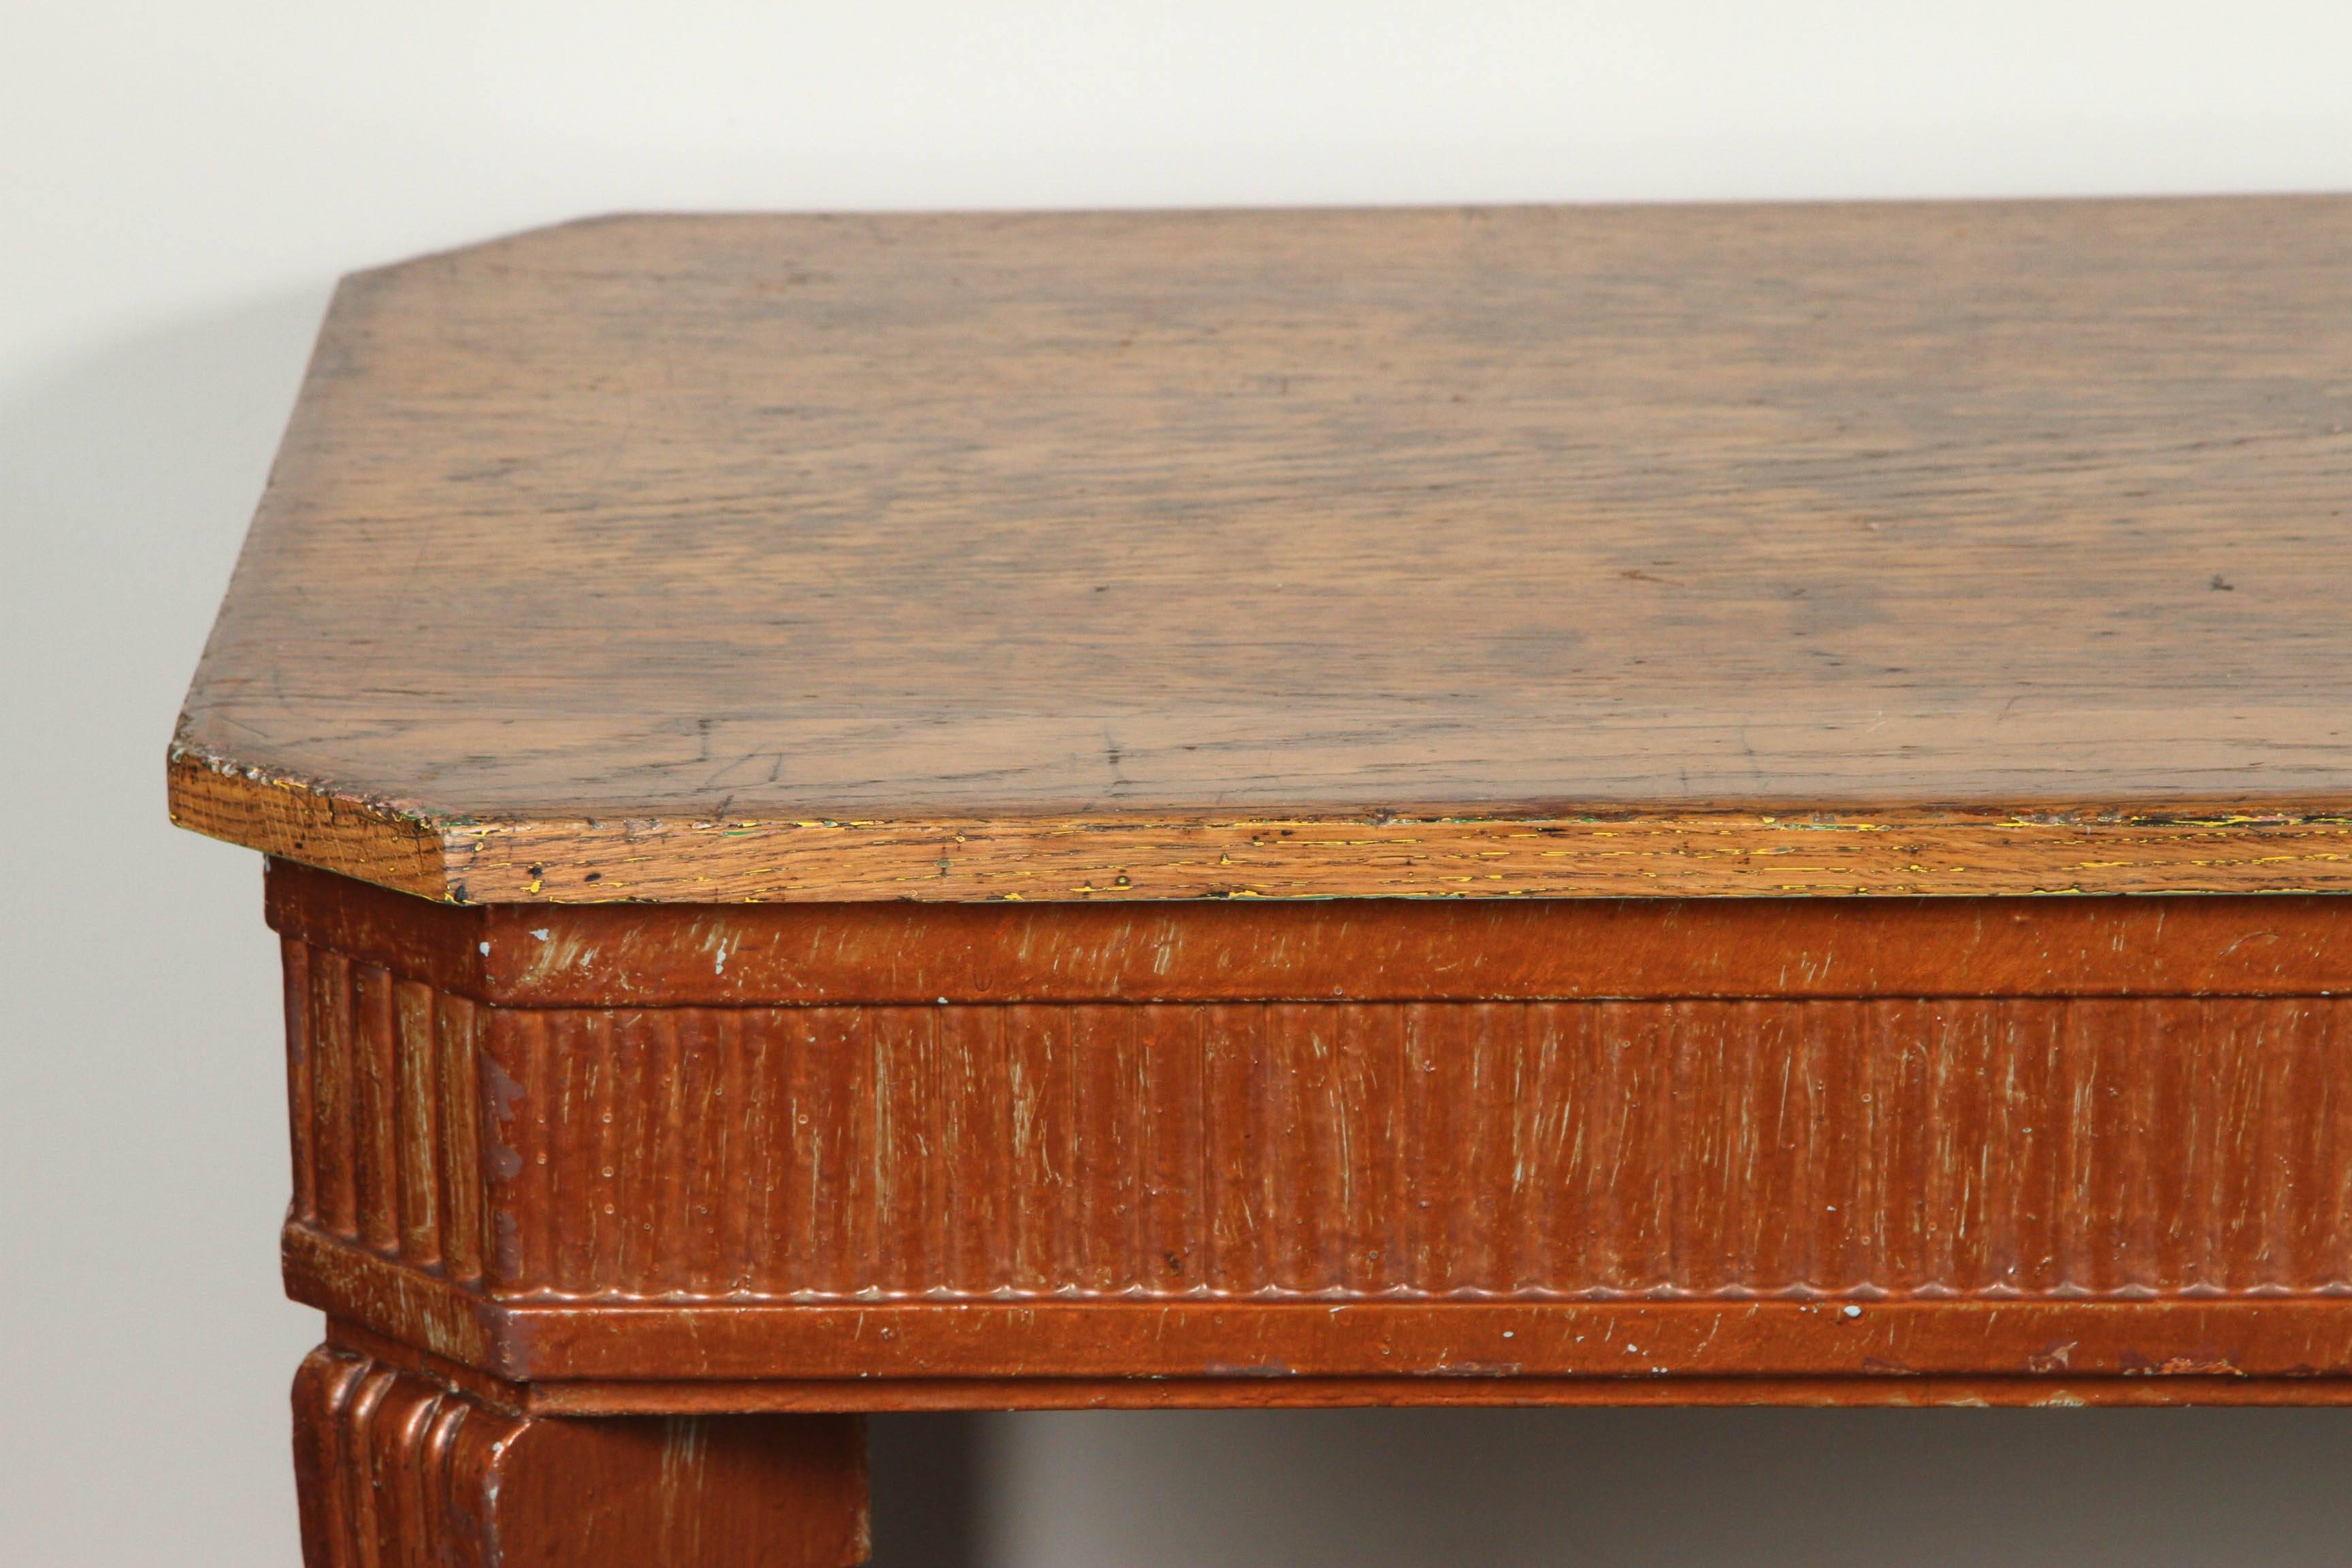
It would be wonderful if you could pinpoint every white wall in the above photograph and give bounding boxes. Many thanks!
[6,5,2352,1565]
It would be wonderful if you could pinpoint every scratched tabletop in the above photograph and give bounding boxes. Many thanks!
[170,199,2352,902]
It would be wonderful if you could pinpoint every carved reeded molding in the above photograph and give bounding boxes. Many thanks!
[291,1343,866,1567]
[267,862,2352,1388]
[284,938,2352,1306]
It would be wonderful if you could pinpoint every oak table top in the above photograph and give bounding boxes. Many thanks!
[171,197,2352,903]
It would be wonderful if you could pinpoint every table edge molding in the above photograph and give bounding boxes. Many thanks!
[171,750,2352,902]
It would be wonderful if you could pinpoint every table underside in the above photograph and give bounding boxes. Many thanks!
[267,860,2352,1409]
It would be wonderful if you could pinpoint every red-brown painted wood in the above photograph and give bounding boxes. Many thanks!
[281,974,2352,1304]
[291,1343,866,1567]
[317,1316,2352,1413]
[265,863,2352,1405]
[291,1236,2352,1388]
[267,859,2352,1005]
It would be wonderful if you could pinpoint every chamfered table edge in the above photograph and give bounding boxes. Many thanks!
[170,747,2352,902]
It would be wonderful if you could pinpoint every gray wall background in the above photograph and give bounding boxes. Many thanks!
[7,5,2352,1563]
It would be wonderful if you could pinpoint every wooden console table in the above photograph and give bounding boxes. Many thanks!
[172,197,2352,1566]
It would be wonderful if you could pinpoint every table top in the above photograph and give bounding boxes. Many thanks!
[171,197,2352,903]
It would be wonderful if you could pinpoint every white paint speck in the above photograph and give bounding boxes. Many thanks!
[1842,1305,1863,1319]
[478,942,490,956]
[1501,1330,1514,1339]
[937,996,949,1005]
[531,928,550,941]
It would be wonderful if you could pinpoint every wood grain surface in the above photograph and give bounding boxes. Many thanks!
[173,197,2352,901]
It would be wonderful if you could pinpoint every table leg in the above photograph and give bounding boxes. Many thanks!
[290,1345,869,1567]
